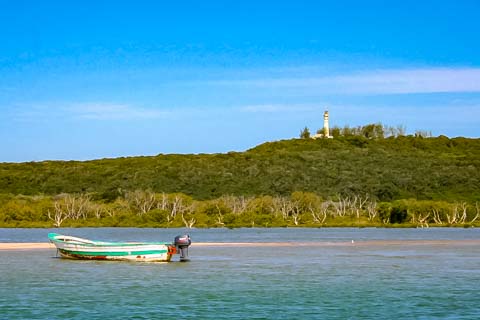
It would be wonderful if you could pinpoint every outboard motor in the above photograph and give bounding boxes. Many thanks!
[174,235,191,262]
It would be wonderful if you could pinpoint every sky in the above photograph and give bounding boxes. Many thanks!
[1,0,480,162]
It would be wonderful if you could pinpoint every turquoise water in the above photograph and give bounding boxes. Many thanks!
[1,228,479,319]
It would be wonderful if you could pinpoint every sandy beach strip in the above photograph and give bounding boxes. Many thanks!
[0,240,479,250]
[0,243,56,250]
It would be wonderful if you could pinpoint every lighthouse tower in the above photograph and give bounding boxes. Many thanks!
[312,110,333,139]
[323,111,330,138]
[323,111,333,138]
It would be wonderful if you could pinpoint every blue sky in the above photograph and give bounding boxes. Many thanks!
[1,0,480,162]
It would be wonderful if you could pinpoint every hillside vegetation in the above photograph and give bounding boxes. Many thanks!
[1,135,479,228]
[1,135,479,201]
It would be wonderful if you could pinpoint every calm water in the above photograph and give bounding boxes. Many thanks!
[1,228,479,319]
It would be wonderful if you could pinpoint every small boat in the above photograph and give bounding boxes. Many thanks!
[48,233,191,262]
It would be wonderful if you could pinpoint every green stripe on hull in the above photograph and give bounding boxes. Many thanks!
[59,249,168,256]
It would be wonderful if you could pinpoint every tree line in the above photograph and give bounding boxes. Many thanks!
[301,123,431,139]
[1,191,478,228]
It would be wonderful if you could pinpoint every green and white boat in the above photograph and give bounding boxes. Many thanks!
[48,233,191,262]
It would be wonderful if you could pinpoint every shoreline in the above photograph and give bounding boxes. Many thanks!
[1,240,479,251]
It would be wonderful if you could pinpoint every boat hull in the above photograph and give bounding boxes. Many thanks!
[57,249,173,262]
[49,233,176,262]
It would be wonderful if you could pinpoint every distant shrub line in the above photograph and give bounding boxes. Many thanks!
[301,123,428,139]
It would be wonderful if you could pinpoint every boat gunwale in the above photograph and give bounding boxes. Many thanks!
[48,233,173,248]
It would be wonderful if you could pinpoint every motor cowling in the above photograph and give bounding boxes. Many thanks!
[174,235,191,262]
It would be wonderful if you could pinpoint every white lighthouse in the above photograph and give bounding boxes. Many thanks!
[312,110,333,139]
[323,111,331,138]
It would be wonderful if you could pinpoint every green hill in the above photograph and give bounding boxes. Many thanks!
[1,135,479,202]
